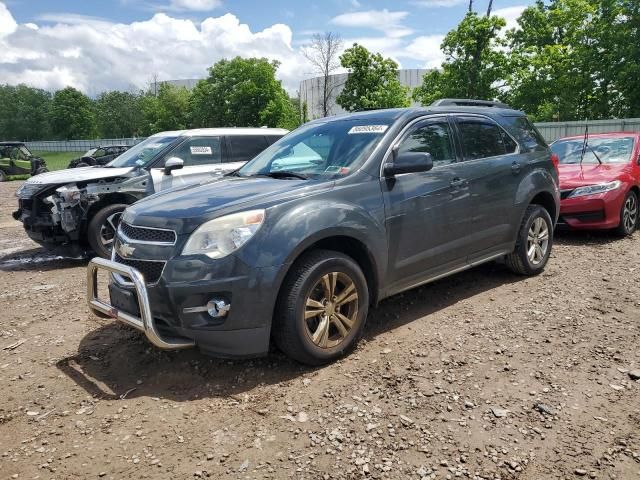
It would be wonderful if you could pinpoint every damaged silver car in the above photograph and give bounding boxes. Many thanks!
[13,128,287,257]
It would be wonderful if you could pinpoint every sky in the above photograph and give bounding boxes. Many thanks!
[0,0,531,95]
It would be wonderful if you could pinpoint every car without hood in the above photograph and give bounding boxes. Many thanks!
[87,99,560,365]
[13,128,287,258]
[67,145,131,168]
[551,131,640,235]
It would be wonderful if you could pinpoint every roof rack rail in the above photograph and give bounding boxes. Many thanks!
[430,98,512,109]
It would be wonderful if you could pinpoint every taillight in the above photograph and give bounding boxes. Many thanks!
[551,153,560,171]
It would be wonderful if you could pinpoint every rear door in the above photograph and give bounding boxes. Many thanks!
[452,115,521,259]
[150,136,225,191]
[225,135,271,172]
[381,116,476,290]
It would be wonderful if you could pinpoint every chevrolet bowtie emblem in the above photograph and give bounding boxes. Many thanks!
[118,242,135,258]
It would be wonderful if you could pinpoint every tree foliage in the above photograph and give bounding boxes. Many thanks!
[505,0,640,120]
[190,57,296,129]
[336,44,410,112]
[303,32,343,117]
[0,84,51,140]
[413,12,507,106]
[48,87,96,140]
[95,91,144,138]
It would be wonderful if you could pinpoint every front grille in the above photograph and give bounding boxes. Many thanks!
[120,222,176,244]
[114,253,166,284]
[560,189,574,200]
[19,198,33,210]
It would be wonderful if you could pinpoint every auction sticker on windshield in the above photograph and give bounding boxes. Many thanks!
[348,125,388,134]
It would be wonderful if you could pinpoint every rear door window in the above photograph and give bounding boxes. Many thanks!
[504,116,547,151]
[227,135,269,163]
[456,117,509,160]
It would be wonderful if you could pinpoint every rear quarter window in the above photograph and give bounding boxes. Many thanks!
[504,116,548,151]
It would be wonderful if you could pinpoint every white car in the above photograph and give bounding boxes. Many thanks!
[13,128,288,258]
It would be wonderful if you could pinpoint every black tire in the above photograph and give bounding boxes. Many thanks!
[273,249,369,366]
[35,167,48,175]
[0,170,6,182]
[75,162,90,169]
[614,190,638,236]
[505,204,553,276]
[87,204,127,258]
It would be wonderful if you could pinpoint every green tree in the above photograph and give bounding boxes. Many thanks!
[138,84,191,135]
[336,44,410,112]
[48,87,96,139]
[0,85,52,140]
[504,0,636,121]
[413,12,507,106]
[191,57,294,128]
[95,91,144,138]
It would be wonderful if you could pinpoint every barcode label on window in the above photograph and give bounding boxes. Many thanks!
[190,146,213,155]
[348,125,388,134]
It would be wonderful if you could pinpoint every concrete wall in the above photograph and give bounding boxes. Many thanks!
[299,69,429,120]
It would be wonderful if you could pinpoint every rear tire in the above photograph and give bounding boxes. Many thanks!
[35,167,48,175]
[273,250,369,366]
[87,204,127,259]
[614,190,638,236]
[0,170,6,182]
[506,204,553,276]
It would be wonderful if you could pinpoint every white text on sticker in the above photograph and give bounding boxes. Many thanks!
[190,146,213,155]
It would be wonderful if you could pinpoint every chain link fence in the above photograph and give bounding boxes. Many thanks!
[21,117,640,151]
[25,138,146,152]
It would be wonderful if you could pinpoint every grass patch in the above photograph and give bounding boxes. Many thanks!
[32,151,79,171]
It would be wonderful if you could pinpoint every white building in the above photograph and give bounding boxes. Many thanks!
[299,69,429,120]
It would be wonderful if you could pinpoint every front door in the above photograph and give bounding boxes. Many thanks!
[381,116,474,291]
[150,136,226,192]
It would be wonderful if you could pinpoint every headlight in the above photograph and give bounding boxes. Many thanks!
[182,210,265,259]
[568,180,622,198]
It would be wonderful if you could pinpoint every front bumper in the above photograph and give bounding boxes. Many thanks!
[558,188,625,230]
[86,255,284,357]
[87,257,195,349]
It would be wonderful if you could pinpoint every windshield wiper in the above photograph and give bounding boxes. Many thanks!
[254,171,309,180]
[586,144,603,165]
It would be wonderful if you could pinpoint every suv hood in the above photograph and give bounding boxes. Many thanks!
[558,163,628,189]
[26,166,135,185]
[124,176,329,233]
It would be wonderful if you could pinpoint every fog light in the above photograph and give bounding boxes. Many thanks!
[206,299,230,318]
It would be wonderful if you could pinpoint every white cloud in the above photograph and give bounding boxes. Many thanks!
[167,0,222,11]
[493,5,527,31]
[403,35,445,68]
[331,9,412,37]
[0,2,308,94]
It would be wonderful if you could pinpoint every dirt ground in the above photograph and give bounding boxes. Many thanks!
[1,180,639,480]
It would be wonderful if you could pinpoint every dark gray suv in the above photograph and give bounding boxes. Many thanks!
[87,99,560,365]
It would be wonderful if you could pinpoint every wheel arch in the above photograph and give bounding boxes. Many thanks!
[529,190,558,225]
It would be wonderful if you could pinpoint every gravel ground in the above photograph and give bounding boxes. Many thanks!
[1,180,639,480]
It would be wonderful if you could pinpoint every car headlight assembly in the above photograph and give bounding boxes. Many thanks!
[569,180,622,198]
[182,210,265,259]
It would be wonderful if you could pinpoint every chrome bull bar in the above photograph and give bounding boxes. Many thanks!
[86,257,195,350]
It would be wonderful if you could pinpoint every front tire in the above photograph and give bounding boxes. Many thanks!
[615,190,638,236]
[506,204,553,276]
[273,250,369,366]
[87,204,127,258]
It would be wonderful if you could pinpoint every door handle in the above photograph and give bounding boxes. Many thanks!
[450,178,466,188]
[511,161,521,173]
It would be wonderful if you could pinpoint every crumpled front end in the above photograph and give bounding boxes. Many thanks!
[13,172,150,249]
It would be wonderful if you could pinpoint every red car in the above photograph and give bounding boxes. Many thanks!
[551,132,640,235]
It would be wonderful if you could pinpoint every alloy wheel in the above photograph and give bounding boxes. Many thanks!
[623,194,637,233]
[527,217,549,266]
[100,212,122,247]
[303,272,359,349]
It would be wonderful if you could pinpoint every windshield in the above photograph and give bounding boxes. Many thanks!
[84,148,97,157]
[237,119,392,179]
[107,135,178,168]
[552,137,635,164]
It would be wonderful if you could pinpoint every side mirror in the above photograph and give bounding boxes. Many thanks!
[164,157,184,175]
[384,151,434,176]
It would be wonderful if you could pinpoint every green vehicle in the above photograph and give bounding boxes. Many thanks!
[0,142,48,182]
